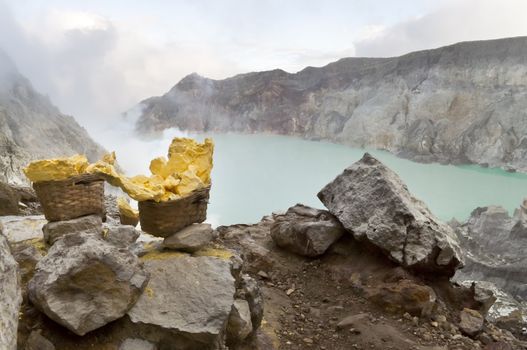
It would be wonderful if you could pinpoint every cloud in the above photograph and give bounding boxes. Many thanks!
[355,0,527,57]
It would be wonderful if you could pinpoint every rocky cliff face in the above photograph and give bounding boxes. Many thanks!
[135,36,527,171]
[0,51,105,184]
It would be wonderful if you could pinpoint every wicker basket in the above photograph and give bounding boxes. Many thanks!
[33,174,105,222]
[138,186,210,237]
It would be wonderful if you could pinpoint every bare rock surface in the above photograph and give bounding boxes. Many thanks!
[42,214,102,245]
[0,215,46,242]
[318,153,464,275]
[103,222,140,247]
[270,204,345,257]
[126,254,235,349]
[28,233,149,336]
[162,223,214,252]
[452,202,527,300]
[0,233,22,350]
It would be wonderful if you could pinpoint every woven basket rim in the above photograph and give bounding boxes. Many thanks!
[33,173,104,186]
[139,186,211,205]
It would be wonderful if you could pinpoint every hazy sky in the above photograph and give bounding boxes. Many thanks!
[1,0,527,132]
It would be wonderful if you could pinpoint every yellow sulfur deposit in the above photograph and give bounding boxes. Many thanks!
[117,197,139,219]
[23,137,214,203]
[23,154,90,182]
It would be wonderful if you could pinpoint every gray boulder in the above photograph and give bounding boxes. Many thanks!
[0,233,22,350]
[103,223,140,247]
[227,299,253,343]
[28,234,149,336]
[318,153,464,276]
[236,274,264,331]
[127,254,235,349]
[162,223,214,252]
[42,214,102,245]
[0,215,46,242]
[459,308,484,338]
[270,204,345,257]
[0,182,20,216]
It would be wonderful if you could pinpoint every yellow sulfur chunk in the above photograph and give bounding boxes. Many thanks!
[163,175,180,192]
[149,157,168,178]
[23,154,89,182]
[167,137,214,185]
[176,167,204,196]
[23,137,214,203]
[117,197,139,219]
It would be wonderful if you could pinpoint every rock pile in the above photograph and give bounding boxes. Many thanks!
[3,154,526,349]
[2,186,264,349]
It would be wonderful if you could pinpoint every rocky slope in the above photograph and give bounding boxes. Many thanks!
[3,155,526,349]
[134,36,527,171]
[0,50,105,184]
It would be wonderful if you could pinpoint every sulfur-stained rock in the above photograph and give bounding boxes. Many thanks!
[28,234,149,336]
[318,153,464,276]
[42,214,102,245]
[227,299,253,343]
[270,204,345,257]
[10,240,45,300]
[365,279,437,317]
[162,223,214,252]
[0,233,22,350]
[126,254,235,349]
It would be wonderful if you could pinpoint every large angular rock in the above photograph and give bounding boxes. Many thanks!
[42,214,102,245]
[227,299,253,343]
[236,274,264,331]
[162,223,214,252]
[103,222,140,248]
[0,233,22,350]
[318,153,464,276]
[127,254,235,349]
[0,181,20,216]
[459,308,484,337]
[270,204,345,257]
[28,233,149,336]
[0,215,46,242]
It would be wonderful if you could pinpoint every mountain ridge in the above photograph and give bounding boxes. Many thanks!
[0,50,105,183]
[134,36,527,171]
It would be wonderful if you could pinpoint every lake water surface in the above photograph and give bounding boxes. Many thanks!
[203,133,527,225]
[109,131,527,226]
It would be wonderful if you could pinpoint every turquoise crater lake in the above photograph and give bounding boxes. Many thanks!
[205,134,527,226]
[110,132,527,226]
